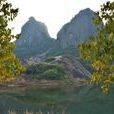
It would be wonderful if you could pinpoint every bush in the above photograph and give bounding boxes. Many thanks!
[25,63,67,80]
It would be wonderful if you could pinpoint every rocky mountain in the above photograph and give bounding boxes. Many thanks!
[15,17,55,58]
[57,8,103,49]
[14,8,103,80]
[15,8,103,59]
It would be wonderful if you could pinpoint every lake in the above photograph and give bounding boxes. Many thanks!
[0,86,114,114]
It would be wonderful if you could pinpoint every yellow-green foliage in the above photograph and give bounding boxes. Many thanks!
[80,1,114,93]
[0,0,25,83]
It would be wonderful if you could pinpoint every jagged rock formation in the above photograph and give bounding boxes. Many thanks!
[25,56,91,80]
[15,17,55,58]
[46,56,91,80]
[57,8,103,49]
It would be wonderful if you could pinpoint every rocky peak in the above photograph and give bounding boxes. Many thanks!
[29,16,36,21]
[15,17,55,58]
[20,17,50,42]
[57,8,103,49]
[79,8,95,15]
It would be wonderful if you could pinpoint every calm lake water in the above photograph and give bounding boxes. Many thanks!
[0,86,114,114]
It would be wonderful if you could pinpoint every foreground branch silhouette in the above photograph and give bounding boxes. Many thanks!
[0,0,25,83]
[80,1,114,93]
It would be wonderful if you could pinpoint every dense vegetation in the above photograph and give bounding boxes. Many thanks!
[80,1,114,93]
[25,63,67,80]
[0,0,25,83]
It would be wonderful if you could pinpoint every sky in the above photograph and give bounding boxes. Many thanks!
[8,0,112,38]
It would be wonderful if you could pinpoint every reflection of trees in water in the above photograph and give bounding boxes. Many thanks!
[0,99,71,114]
[8,109,67,114]
[1,87,114,114]
[7,103,68,113]
[0,87,76,114]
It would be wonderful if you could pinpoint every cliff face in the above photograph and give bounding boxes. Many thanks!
[57,8,103,49]
[15,17,55,58]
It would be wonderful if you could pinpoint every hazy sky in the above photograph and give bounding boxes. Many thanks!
[9,0,112,38]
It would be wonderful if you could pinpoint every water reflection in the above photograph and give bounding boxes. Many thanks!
[0,86,114,114]
[8,110,67,114]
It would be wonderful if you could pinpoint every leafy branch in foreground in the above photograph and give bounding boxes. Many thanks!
[0,0,25,83]
[79,1,114,93]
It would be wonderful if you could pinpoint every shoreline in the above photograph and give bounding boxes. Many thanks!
[0,77,85,93]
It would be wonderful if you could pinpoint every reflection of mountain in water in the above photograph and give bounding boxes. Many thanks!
[0,87,114,114]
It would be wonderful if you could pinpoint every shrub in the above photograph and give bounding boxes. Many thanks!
[25,63,67,80]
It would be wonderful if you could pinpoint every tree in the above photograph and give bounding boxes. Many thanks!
[79,1,114,93]
[0,0,25,83]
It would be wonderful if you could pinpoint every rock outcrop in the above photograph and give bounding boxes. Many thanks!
[25,56,91,80]
[46,56,91,80]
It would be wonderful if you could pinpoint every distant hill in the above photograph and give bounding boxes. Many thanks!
[57,8,103,49]
[15,17,55,58]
